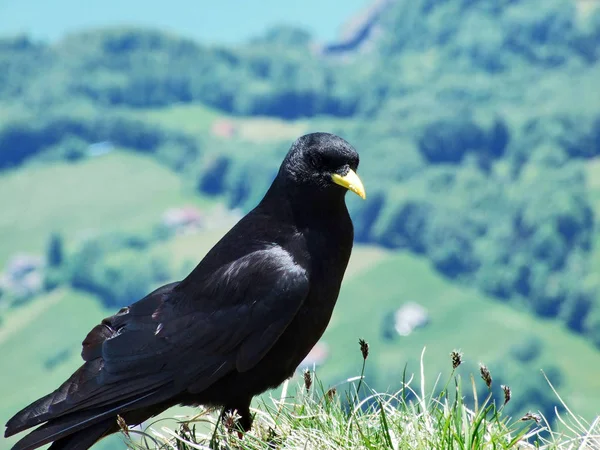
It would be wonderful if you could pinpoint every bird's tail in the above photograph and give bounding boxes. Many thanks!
[7,388,172,450]
[47,419,115,450]
[9,410,116,450]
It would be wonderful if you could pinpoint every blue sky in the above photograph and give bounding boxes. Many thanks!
[0,0,369,44]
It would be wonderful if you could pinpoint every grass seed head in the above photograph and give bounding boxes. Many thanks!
[325,387,337,400]
[359,338,369,360]
[224,410,242,433]
[479,363,493,389]
[450,350,463,369]
[303,368,312,391]
[501,384,511,405]
[116,415,129,438]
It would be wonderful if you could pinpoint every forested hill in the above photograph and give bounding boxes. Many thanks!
[1,0,600,349]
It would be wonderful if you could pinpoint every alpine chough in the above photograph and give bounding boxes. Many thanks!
[5,132,366,450]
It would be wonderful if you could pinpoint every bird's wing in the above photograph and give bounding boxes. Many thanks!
[88,244,309,391]
[97,244,310,395]
[146,244,310,378]
[7,245,309,434]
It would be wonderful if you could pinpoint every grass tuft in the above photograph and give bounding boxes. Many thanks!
[124,348,600,450]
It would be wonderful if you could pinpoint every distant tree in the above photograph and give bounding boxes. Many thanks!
[150,256,171,283]
[509,335,543,363]
[198,155,230,195]
[584,305,600,348]
[46,233,64,268]
[69,238,106,296]
[353,190,386,243]
[418,118,486,164]
[561,293,593,333]
[227,169,251,209]
[44,233,67,290]
[377,200,432,252]
[101,257,153,307]
[252,26,313,48]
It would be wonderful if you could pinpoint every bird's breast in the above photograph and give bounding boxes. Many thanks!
[291,220,353,339]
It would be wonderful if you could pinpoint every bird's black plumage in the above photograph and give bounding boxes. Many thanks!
[4,132,365,450]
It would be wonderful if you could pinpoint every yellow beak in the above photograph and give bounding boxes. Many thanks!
[331,169,366,200]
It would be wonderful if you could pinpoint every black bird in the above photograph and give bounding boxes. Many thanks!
[4,132,366,450]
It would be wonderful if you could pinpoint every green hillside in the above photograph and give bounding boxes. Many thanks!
[0,150,215,264]
[0,288,114,449]
[1,0,600,448]
[322,252,600,421]
[2,0,599,340]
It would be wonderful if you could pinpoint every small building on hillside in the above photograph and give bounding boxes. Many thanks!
[0,253,44,299]
[161,206,204,235]
[298,342,329,370]
[211,119,238,139]
[382,302,430,340]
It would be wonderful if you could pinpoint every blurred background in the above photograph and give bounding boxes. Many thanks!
[1,0,600,448]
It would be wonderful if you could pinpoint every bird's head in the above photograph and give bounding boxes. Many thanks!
[278,132,366,200]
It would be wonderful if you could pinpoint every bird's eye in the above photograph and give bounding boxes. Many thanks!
[334,164,350,176]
